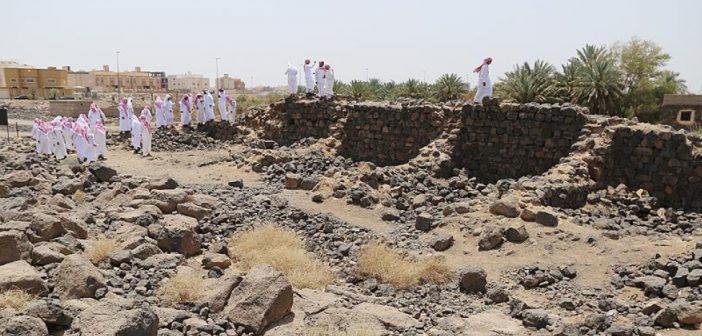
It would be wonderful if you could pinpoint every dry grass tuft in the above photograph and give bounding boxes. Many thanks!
[228,224,335,289]
[303,325,382,336]
[0,289,35,310]
[157,270,204,304]
[84,238,120,264]
[356,241,453,289]
[72,189,86,203]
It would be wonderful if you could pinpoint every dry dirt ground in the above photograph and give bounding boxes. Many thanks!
[5,113,701,335]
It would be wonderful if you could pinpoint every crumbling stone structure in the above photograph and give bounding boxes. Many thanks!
[243,98,702,211]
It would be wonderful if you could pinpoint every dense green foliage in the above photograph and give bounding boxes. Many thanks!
[498,38,687,119]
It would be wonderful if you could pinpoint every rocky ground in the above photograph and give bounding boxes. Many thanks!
[1,100,701,336]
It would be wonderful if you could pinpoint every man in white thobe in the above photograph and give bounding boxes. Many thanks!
[180,95,192,128]
[140,115,152,156]
[314,61,326,98]
[303,59,316,96]
[323,64,335,99]
[205,90,215,122]
[118,98,130,134]
[127,97,135,123]
[154,96,165,128]
[87,102,105,133]
[130,115,142,153]
[285,63,298,96]
[218,89,229,122]
[227,95,237,125]
[473,57,493,104]
[195,94,205,124]
[164,95,174,126]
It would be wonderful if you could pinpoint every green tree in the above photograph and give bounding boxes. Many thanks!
[571,45,625,115]
[500,60,557,103]
[397,79,431,99]
[333,80,348,95]
[554,61,579,102]
[378,81,399,100]
[346,80,374,100]
[433,74,467,102]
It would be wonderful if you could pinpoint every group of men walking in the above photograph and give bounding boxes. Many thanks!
[32,102,108,163]
[286,59,335,99]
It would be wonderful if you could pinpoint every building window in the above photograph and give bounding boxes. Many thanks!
[10,78,17,82]
[677,109,695,125]
[47,78,56,84]
[23,78,36,83]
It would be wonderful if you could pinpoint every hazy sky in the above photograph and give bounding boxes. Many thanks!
[3,0,701,91]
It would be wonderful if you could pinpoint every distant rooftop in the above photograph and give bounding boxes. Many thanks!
[0,60,34,69]
[662,94,702,106]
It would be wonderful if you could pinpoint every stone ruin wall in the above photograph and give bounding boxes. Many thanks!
[450,103,588,182]
[247,99,702,211]
[595,125,702,210]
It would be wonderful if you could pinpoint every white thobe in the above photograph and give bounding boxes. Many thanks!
[285,66,298,94]
[32,124,41,153]
[205,93,215,121]
[85,135,97,163]
[180,102,191,126]
[127,100,134,122]
[141,126,152,156]
[73,133,87,162]
[88,109,104,132]
[324,70,335,98]
[474,64,493,103]
[228,99,237,124]
[118,106,130,131]
[315,68,326,97]
[218,94,229,122]
[49,127,67,159]
[37,131,52,155]
[141,109,152,123]
[131,117,142,149]
[155,103,165,128]
[94,129,107,158]
[196,100,206,124]
[164,100,174,125]
[304,63,315,92]
[62,125,74,150]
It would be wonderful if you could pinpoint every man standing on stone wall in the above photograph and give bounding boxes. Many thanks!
[315,61,326,98]
[303,59,316,97]
[473,57,493,104]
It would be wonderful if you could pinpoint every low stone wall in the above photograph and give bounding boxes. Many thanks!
[244,97,702,210]
[337,103,458,166]
[597,125,702,209]
[450,103,588,182]
[262,99,344,146]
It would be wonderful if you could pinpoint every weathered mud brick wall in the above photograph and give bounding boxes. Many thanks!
[337,103,455,166]
[263,100,345,145]
[597,125,702,209]
[451,103,588,182]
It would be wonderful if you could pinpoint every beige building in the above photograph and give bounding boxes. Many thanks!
[216,74,245,91]
[167,72,210,93]
[0,61,72,99]
[89,65,166,92]
[67,70,92,89]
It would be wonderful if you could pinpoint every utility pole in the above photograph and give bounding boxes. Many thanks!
[215,57,220,89]
[116,51,120,94]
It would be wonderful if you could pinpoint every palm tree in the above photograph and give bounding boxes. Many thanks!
[347,80,373,100]
[573,58,625,115]
[554,61,579,102]
[333,80,349,95]
[379,81,399,100]
[571,45,625,115]
[656,70,688,94]
[398,79,431,99]
[433,74,467,102]
[500,60,557,103]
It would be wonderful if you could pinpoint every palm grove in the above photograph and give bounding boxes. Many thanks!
[324,38,687,122]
